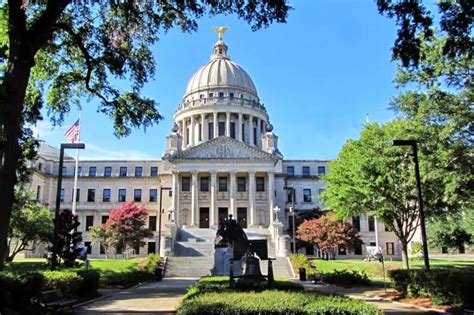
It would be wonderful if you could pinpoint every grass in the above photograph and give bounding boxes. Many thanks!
[309,258,474,282]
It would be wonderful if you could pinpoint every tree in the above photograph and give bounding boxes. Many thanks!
[89,224,116,259]
[6,191,52,261]
[322,120,429,269]
[0,0,290,270]
[377,0,472,68]
[105,202,153,256]
[428,216,472,254]
[49,209,82,267]
[297,214,362,260]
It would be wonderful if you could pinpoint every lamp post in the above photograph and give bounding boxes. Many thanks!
[157,185,172,255]
[52,143,85,270]
[283,185,296,254]
[392,140,430,270]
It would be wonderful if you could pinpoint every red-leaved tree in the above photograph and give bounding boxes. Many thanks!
[297,214,362,259]
[105,202,153,256]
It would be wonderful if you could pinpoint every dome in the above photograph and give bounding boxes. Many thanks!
[183,38,258,101]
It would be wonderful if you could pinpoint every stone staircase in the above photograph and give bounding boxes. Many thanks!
[165,227,292,279]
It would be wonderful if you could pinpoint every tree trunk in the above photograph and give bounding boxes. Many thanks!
[0,54,32,271]
[401,241,410,270]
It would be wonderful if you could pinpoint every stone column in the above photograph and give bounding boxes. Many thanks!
[210,171,217,227]
[268,171,275,227]
[238,113,243,142]
[226,112,230,137]
[191,171,198,226]
[256,118,261,147]
[229,171,236,217]
[171,171,178,223]
[202,113,208,142]
[249,171,256,226]
[174,171,180,225]
[190,116,195,146]
[249,115,254,146]
[182,120,188,148]
[213,112,218,138]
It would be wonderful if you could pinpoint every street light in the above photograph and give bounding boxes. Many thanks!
[392,140,430,270]
[283,185,296,254]
[157,185,172,255]
[52,143,85,270]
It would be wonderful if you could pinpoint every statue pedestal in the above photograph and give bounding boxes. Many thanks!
[213,247,242,276]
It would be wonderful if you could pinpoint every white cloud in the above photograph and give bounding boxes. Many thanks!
[80,142,156,160]
[27,120,65,138]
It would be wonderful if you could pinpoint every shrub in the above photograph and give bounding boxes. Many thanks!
[77,270,100,298]
[321,270,370,287]
[0,273,44,313]
[177,291,381,315]
[389,269,474,307]
[289,253,309,271]
[41,271,82,297]
[101,270,154,288]
[193,276,304,294]
[137,253,161,273]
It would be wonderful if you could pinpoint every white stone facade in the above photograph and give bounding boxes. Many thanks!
[26,34,402,259]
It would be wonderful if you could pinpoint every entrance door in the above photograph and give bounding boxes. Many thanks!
[237,207,248,228]
[218,207,228,226]
[199,208,210,228]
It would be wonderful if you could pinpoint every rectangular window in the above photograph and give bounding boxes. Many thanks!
[303,189,312,202]
[253,127,257,144]
[218,92,224,98]
[101,215,109,224]
[208,122,214,139]
[134,189,142,202]
[302,166,310,177]
[242,123,245,141]
[386,242,395,255]
[368,216,375,232]
[104,167,112,177]
[288,191,293,203]
[72,188,80,202]
[230,92,234,99]
[208,92,213,98]
[149,189,157,202]
[352,216,361,231]
[62,166,67,176]
[318,188,325,195]
[186,127,189,144]
[200,177,209,192]
[85,216,94,231]
[36,185,41,200]
[118,189,126,202]
[287,166,294,176]
[218,122,225,136]
[119,166,127,177]
[149,216,157,231]
[230,122,235,139]
[338,246,347,255]
[219,177,228,192]
[77,166,82,176]
[134,243,140,255]
[103,189,111,202]
[60,188,65,202]
[135,166,143,177]
[237,177,246,192]
[147,242,156,254]
[181,177,191,192]
[198,123,202,141]
[354,243,362,255]
[256,177,265,192]
[84,242,92,255]
[318,166,326,176]
[89,166,97,177]
[116,245,123,255]
[100,244,105,255]
[150,166,158,176]
[87,189,95,202]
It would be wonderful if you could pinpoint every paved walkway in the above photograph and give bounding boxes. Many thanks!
[75,278,197,314]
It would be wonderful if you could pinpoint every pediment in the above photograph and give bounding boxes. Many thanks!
[169,137,278,162]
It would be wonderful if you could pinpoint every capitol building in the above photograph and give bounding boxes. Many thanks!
[28,32,401,262]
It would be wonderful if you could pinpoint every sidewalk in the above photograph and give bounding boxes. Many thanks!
[301,282,443,314]
[74,278,197,314]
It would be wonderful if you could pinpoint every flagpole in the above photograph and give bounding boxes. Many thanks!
[71,112,82,215]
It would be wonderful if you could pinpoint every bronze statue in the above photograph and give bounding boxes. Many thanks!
[214,214,247,248]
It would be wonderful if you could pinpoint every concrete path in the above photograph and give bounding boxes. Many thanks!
[302,282,442,314]
[75,278,196,314]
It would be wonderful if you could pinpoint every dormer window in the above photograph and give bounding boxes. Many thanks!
[218,92,224,98]
[209,92,213,98]
[230,92,234,99]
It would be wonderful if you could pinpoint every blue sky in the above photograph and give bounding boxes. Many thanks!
[38,0,401,160]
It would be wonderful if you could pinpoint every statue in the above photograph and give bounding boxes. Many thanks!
[215,214,247,248]
[212,26,228,40]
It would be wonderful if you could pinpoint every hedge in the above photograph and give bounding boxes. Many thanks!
[177,291,381,315]
[321,270,370,287]
[389,269,474,307]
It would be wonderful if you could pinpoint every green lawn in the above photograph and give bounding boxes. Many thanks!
[311,258,474,280]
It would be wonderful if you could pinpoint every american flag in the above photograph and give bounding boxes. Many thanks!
[64,119,80,143]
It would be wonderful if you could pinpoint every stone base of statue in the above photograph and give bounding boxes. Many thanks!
[212,247,242,276]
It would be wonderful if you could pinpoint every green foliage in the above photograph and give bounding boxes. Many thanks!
[427,217,472,253]
[289,254,310,271]
[50,209,83,268]
[410,241,422,257]
[100,270,154,288]
[321,270,370,287]
[41,271,82,297]
[177,290,381,315]
[137,253,161,273]
[7,190,53,261]
[389,269,474,307]
[0,273,44,313]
